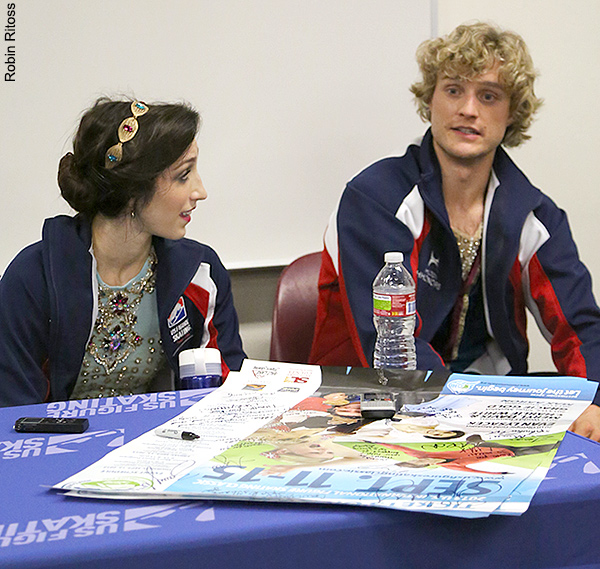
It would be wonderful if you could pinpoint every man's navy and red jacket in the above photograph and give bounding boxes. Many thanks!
[310,130,600,405]
[0,215,246,406]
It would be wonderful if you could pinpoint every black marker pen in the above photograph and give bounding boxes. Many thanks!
[155,427,200,441]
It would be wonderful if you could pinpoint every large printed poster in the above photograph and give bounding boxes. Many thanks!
[54,362,597,518]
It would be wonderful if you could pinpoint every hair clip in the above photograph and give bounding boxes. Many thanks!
[104,101,149,169]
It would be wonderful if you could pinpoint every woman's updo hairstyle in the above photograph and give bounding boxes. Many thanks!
[58,97,200,218]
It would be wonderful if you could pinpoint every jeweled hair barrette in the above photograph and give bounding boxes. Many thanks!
[104,101,149,169]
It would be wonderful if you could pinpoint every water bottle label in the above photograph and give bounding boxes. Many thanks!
[373,292,416,316]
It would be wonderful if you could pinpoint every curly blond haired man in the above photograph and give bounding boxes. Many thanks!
[310,22,600,440]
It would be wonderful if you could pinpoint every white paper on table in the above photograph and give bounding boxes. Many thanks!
[53,360,321,496]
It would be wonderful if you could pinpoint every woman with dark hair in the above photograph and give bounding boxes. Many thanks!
[0,98,246,406]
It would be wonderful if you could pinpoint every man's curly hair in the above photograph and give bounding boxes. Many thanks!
[410,22,542,147]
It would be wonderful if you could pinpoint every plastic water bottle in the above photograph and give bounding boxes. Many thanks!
[373,251,417,383]
[178,347,223,390]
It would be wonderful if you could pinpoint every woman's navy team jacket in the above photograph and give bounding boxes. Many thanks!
[310,130,600,406]
[0,215,246,406]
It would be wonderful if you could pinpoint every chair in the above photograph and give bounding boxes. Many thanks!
[269,252,322,363]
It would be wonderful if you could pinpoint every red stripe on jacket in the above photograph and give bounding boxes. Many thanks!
[508,259,527,341]
[309,250,365,367]
[528,255,586,377]
[410,215,430,338]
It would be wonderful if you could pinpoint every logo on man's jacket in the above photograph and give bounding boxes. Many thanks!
[168,297,192,343]
[417,251,441,291]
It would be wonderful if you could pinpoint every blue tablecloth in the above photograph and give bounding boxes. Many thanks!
[1,391,600,569]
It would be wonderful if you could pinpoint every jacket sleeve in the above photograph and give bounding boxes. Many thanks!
[524,202,600,404]
[320,180,445,370]
[210,258,247,374]
[0,245,52,406]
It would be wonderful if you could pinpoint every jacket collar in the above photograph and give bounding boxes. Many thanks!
[417,129,449,226]
[416,128,544,225]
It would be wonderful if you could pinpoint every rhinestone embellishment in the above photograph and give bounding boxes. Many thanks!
[87,249,157,373]
[104,101,149,169]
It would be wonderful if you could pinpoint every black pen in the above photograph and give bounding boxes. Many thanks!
[155,427,200,441]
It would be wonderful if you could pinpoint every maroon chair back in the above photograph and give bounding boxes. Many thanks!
[269,252,322,363]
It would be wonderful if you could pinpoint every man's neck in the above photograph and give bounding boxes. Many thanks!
[435,145,495,236]
[91,215,153,286]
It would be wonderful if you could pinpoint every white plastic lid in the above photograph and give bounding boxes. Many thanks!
[384,251,404,263]
[179,347,222,378]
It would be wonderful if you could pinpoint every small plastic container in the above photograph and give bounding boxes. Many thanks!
[177,347,223,389]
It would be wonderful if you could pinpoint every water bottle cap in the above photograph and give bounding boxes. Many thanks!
[384,251,404,264]
[179,347,222,378]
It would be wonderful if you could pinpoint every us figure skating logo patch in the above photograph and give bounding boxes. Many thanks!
[168,297,192,344]
[168,297,187,328]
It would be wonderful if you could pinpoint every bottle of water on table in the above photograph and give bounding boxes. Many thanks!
[373,251,416,384]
